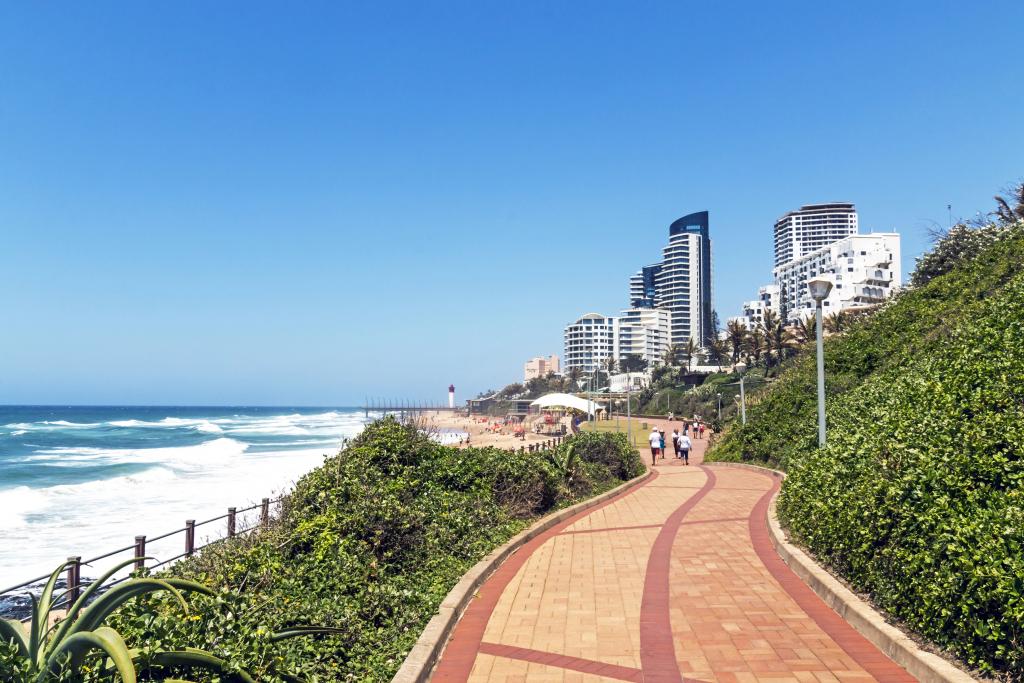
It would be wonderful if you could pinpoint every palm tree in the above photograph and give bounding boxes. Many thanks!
[993,182,1024,225]
[823,311,850,334]
[725,320,747,363]
[706,338,729,370]
[683,338,697,371]
[759,310,795,373]
[759,310,779,370]
[745,328,765,364]
[662,344,682,368]
[770,320,796,366]
[792,315,816,344]
[604,356,618,374]
[567,366,583,390]
[621,354,649,374]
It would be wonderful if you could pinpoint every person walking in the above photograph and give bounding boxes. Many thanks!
[658,429,666,460]
[679,432,692,465]
[671,429,681,459]
[648,427,661,466]
[699,423,706,439]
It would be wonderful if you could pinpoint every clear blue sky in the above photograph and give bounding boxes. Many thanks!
[2,2,1022,405]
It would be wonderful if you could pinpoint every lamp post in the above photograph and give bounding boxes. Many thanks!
[807,277,834,446]
[739,375,746,425]
[626,378,632,447]
[716,393,722,422]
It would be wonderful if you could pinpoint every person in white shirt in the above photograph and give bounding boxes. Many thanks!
[679,433,692,465]
[648,428,661,466]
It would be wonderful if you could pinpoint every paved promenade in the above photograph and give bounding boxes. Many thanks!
[432,420,916,682]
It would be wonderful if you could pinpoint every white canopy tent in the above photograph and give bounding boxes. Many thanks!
[530,393,605,415]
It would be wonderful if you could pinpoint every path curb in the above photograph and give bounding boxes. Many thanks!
[708,461,978,683]
[390,468,654,683]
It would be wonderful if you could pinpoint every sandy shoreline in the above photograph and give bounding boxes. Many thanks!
[414,411,570,450]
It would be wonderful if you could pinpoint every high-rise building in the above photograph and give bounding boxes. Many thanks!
[774,233,901,322]
[563,313,619,375]
[523,355,560,382]
[658,211,714,347]
[628,263,662,309]
[617,307,672,368]
[773,203,858,268]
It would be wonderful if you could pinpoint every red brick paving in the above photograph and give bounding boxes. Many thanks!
[430,419,917,682]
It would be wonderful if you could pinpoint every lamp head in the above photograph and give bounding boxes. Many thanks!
[807,277,833,303]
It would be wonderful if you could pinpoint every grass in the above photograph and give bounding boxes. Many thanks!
[581,418,649,450]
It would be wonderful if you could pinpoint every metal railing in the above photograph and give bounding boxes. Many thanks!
[0,495,283,610]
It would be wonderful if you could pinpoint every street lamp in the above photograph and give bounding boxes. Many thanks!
[807,277,834,446]
[716,393,722,422]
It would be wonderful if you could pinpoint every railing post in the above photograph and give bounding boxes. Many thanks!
[185,520,196,556]
[261,498,270,527]
[134,536,146,571]
[227,507,236,537]
[66,556,81,607]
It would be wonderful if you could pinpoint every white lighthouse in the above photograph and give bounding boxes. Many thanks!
[448,384,455,409]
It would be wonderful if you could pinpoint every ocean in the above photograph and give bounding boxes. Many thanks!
[0,405,370,601]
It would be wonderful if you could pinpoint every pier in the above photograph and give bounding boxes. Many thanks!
[362,398,463,418]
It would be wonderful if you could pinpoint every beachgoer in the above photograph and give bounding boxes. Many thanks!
[658,430,666,460]
[648,428,660,465]
[699,423,706,439]
[671,429,680,458]
[680,433,692,465]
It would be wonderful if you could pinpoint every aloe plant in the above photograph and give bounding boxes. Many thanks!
[0,559,336,682]
[546,442,581,485]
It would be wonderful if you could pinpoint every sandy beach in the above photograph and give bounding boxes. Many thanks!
[414,410,570,450]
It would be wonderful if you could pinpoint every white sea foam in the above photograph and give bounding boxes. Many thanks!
[5,421,101,431]
[0,411,368,588]
[0,486,50,527]
[43,420,102,428]
[27,438,248,470]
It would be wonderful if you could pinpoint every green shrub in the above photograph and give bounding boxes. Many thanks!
[1,418,641,682]
[708,223,1024,678]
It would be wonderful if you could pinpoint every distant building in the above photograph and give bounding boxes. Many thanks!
[563,313,619,375]
[775,233,901,322]
[658,211,714,347]
[729,284,780,330]
[617,307,672,368]
[773,203,858,268]
[523,355,560,383]
[628,263,662,309]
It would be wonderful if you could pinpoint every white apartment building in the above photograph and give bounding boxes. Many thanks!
[775,233,902,322]
[729,284,780,330]
[563,313,619,375]
[523,355,560,383]
[773,203,858,268]
[617,307,672,368]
